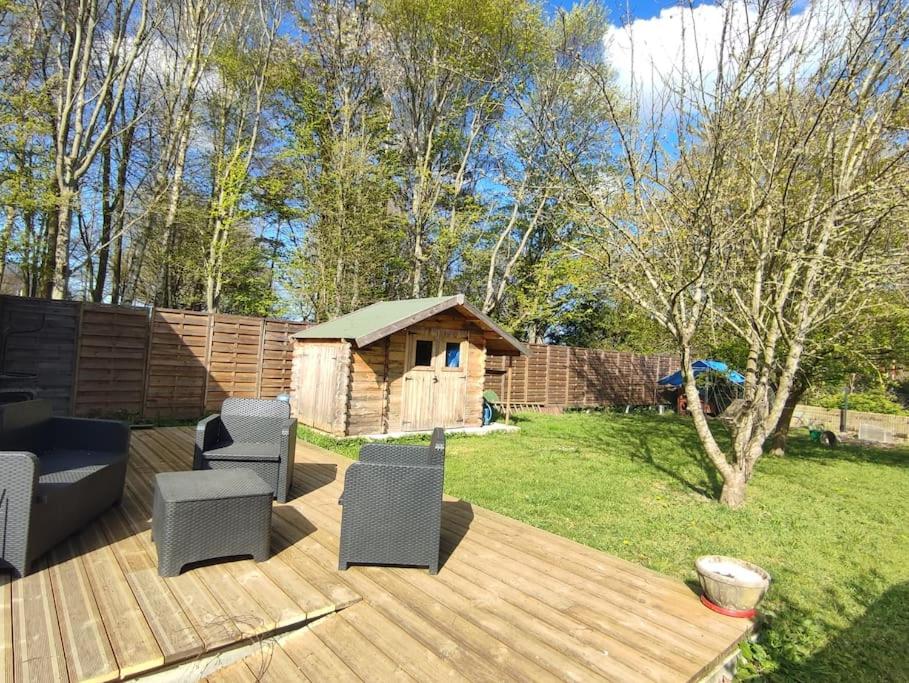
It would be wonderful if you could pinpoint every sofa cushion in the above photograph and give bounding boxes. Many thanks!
[203,441,280,462]
[38,449,124,487]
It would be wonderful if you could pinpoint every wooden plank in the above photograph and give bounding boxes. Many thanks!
[97,510,205,663]
[240,641,309,682]
[48,538,120,683]
[203,660,259,683]
[307,607,414,681]
[0,574,13,683]
[75,523,165,677]
[11,559,68,683]
[277,623,360,682]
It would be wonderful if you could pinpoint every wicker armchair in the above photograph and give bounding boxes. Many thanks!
[339,428,445,574]
[194,398,297,503]
[0,400,130,577]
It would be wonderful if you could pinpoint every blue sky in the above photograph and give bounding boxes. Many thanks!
[546,0,672,21]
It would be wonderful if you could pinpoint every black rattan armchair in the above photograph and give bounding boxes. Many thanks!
[194,398,297,503]
[338,428,445,574]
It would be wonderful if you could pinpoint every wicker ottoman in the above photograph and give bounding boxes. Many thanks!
[152,469,272,577]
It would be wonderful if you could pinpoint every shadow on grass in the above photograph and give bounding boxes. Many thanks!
[568,413,729,500]
[769,580,909,682]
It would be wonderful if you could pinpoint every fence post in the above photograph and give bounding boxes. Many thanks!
[69,302,85,416]
[255,318,267,398]
[140,307,155,419]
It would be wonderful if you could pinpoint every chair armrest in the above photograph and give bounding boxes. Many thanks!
[0,452,39,576]
[280,417,297,462]
[358,443,431,466]
[49,417,130,455]
[195,414,222,467]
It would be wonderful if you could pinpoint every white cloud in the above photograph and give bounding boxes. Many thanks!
[604,0,855,100]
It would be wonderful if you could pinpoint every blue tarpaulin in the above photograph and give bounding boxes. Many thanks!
[658,360,745,387]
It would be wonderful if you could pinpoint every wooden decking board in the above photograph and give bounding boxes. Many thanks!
[273,504,564,682]
[270,512,510,683]
[437,523,723,667]
[47,539,119,683]
[1,426,750,682]
[74,523,164,677]
[339,603,468,682]
[11,559,68,683]
[437,497,745,642]
[276,623,361,682]
[307,607,414,681]
[242,641,311,682]
[0,574,13,683]
[97,508,205,663]
[299,476,704,681]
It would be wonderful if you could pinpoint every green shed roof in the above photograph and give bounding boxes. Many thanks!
[292,295,527,355]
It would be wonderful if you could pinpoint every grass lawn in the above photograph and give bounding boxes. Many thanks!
[298,411,909,681]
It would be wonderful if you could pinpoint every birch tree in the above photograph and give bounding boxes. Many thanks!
[202,0,281,312]
[38,0,154,298]
[569,0,909,506]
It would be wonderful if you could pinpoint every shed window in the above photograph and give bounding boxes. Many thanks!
[414,339,434,367]
[445,342,461,368]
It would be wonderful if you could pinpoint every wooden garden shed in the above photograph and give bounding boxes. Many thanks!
[289,295,527,436]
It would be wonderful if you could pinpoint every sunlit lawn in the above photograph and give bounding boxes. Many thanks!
[298,411,909,681]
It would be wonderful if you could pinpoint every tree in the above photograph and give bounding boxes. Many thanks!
[567,0,909,506]
[202,0,281,312]
[38,0,154,298]
[372,0,539,296]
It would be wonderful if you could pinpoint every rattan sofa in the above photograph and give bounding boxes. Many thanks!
[0,399,130,577]
[338,428,446,574]
[194,398,297,503]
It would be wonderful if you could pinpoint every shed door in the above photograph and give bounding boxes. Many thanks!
[401,331,468,431]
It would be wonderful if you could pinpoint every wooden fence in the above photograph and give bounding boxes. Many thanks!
[0,295,307,420]
[484,343,677,409]
[2,295,680,420]
[791,404,909,442]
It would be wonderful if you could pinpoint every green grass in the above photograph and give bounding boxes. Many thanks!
[298,412,909,681]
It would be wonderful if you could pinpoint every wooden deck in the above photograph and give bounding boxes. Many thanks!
[1,427,752,682]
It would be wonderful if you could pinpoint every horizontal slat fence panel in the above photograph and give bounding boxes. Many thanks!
[485,343,676,408]
[74,303,150,417]
[205,314,264,411]
[261,320,309,400]
[0,295,80,414]
[144,309,211,419]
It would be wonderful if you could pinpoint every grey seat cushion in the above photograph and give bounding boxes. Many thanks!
[203,441,280,462]
[38,449,124,485]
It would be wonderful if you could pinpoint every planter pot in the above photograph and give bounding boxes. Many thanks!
[696,555,770,616]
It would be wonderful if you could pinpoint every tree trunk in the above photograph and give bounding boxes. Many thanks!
[0,206,14,291]
[51,190,74,299]
[719,470,747,508]
[93,138,113,302]
[769,383,806,455]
